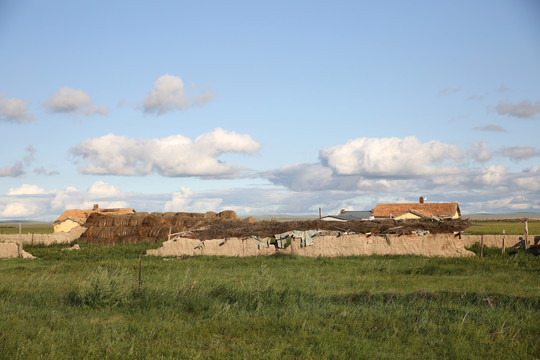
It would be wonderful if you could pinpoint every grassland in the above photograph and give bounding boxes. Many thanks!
[0,242,538,359]
[467,220,540,235]
[0,222,53,235]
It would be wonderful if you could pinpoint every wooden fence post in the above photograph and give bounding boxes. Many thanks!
[138,253,142,295]
[502,230,506,254]
[524,219,529,249]
[480,235,484,258]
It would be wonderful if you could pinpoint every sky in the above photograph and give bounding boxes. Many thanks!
[1,0,540,220]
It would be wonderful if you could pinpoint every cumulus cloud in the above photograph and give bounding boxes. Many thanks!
[88,181,122,197]
[0,162,24,177]
[319,136,461,177]
[500,146,540,160]
[43,87,108,116]
[472,124,507,132]
[70,128,261,177]
[473,165,507,186]
[0,202,39,218]
[6,184,48,195]
[50,183,129,212]
[0,93,35,123]
[142,74,213,115]
[164,187,223,213]
[513,166,540,191]
[467,141,492,163]
[495,100,540,118]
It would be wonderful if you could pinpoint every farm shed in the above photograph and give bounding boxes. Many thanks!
[320,210,373,222]
[54,204,135,233]
[372,199,461,220]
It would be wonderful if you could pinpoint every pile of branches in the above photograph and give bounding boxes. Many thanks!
[188,218,471,240]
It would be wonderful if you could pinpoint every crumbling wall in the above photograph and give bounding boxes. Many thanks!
[0,243,35,258]
[147,233,475,258]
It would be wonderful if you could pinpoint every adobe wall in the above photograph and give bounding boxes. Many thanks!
[147,234,477,258]
[0,243,35,259]
[0,226,86,246]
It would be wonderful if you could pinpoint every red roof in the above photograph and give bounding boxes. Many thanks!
[372,202,460,219]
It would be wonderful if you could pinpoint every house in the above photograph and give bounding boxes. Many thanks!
[371,197,461,220]
[320,209,373,222]
[53,204,135,233]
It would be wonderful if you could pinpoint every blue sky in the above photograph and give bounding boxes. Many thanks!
[1,0,540,220]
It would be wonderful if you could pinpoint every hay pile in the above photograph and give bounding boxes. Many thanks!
[81,211,239,244]
[81,211,470,244]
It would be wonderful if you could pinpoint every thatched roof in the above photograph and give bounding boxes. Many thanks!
[372,203,460,219]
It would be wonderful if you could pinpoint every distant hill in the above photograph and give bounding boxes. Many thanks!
[0,220,53,225]
[464,212,540,220]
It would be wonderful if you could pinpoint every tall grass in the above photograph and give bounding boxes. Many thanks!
[0,242,538,359]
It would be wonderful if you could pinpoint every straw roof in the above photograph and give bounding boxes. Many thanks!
[372,203,460,219]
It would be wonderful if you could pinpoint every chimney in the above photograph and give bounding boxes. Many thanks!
[419,197,424,204]
[93,204,99,211]
[340,209,346,213]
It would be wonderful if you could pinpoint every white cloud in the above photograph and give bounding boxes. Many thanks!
[6,184,48,195]
[70,128,261,177]
[142,74,213,115]
[319,136,461,177]
[0,202,39,218]
[88,181,122,197]
[513,166,540,191]
[473,165,507,186]
[0,162,24,177]
[496,100,540,118]
[0,93,35,123]
[43,87,108,116]
[164,187,223,213]
[467,141,492,163]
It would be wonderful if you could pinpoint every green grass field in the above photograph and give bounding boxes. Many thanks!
[467,220,540,235]
[0,242,538,359]
[0,223,53,235]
